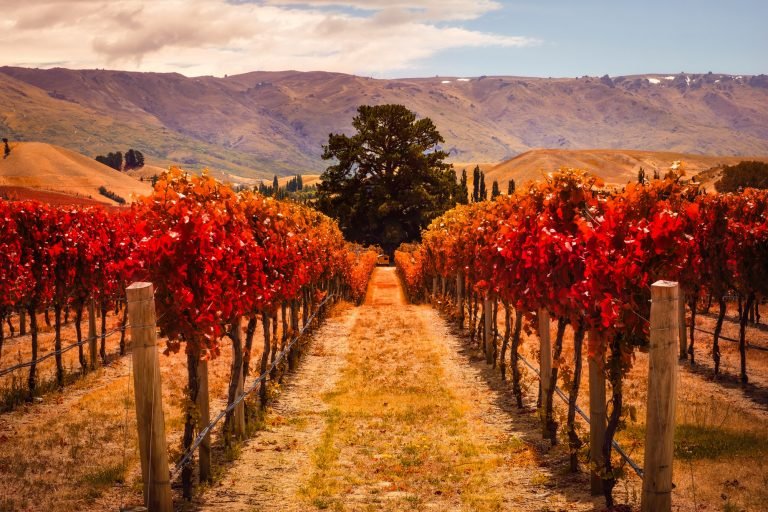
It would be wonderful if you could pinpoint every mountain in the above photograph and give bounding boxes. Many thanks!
[0,141,151,205]
[482,148,768,190]
[2,67,768,179]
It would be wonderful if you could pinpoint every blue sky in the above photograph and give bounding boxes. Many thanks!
[1,0,765,77]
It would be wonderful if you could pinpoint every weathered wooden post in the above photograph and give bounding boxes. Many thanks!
[588,330,606,496]
[196,359,211,482]
[432,276,438,299]
[642,281,680,512]
[484,294,493,364]
[538,308,552,436]
[126,282,173,512]
[678,292,687,359]
[88,299,98,370]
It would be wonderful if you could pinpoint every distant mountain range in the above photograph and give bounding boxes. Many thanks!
[2,67,768,180]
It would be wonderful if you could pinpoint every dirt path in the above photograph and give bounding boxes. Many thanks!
[197,268,600,511]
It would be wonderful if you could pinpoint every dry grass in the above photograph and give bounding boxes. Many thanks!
[476,300,768,512]
[0,305,301,511]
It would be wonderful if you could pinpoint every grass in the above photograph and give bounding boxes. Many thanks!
[299,277,514,511]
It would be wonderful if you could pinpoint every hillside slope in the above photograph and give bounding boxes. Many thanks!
[484,149,768,189]
[0,142,151,204]
[2,67,768,178]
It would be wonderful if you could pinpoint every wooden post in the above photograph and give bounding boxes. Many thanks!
[678,291,687,359]
[641,281,679,512]
[232,316,246,438]
[484,294,493,364]
[196,359,211,483]
[126,282,173,512]
[88,299,98,370]
[441,276,446,296]
[588,330,606,496]
[19,309,26,336]
[432,276,438,298]
[538,308,552,436]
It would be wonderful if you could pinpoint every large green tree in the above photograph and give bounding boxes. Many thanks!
[317,104,463,251]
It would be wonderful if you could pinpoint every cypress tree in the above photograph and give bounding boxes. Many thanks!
[508,178,515,195]
[491,180,500,199]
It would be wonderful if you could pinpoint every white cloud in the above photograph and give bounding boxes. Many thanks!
[0,0,538,76]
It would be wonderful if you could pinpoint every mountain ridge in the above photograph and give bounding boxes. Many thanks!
[2,66,768,178]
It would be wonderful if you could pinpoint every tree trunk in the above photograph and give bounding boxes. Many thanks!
[688,290,698,364]
[225,317,245,442]
[755,301,760,325]
[182,350,200,500]
[739,293,754,385]
[260,312,271,408]
[568,326,585,472]
[44,308,51,328]
[54,305,64,387]
[28,306,38,397]
[602,336,623,509]
[511,309,524,408]
[119,307,128,356]
[704,293,713,314]
[75,305,87,371]
[545,318,567,445]
[100,303,108,365]
[243,316,257,381]
[19,308,25,336]
[712,296,726,376]
[499,301,511,380]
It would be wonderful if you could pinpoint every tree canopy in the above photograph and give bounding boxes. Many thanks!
[317,104,464,252]
[715,161,768,192]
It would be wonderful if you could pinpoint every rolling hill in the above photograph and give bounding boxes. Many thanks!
[482,149,768,190]
[0,141,152,205]
[2,67,768,179]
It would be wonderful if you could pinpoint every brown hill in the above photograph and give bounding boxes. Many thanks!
[0,142,152,205]
[2,67,768,178]
[483,149,768,190]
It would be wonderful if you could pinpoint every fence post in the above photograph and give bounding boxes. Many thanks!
[588,330,606,496]
[641,280,679,512]
[538,308,551,436]
[19,309,26,336]
[678,291,687,359]
[196,359,211,483]
[126,282,173,512]
[88,299,98,370]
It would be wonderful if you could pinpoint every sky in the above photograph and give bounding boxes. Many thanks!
[1,0,766,78]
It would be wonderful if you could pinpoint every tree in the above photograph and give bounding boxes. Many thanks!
[2,138,9,158]
[458,169,469,204]
[638,167,646,184]
[317,104,463,252]
[472,166,481,202]
[272,175,279,197]
[124,148,145,170]
[95,151,122,171]
[715,161,768,192]
[479,171,487,201]
[491,180,500,199]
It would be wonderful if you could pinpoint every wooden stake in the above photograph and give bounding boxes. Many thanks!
[196,359,211,483]
[232,316,246,438]
[88,299,98,370]
[432,276,438,299]
[538,308,551,436]
[126,282,172,512]
[456,271,464,328]
[588,330,606,496]
[641,281,679,512]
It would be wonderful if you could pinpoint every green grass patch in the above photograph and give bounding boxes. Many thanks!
[674,424,768,461]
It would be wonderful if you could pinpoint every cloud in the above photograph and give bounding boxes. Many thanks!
[0,0,539,76]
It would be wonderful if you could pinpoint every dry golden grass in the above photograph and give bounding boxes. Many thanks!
[476,301,768,512]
